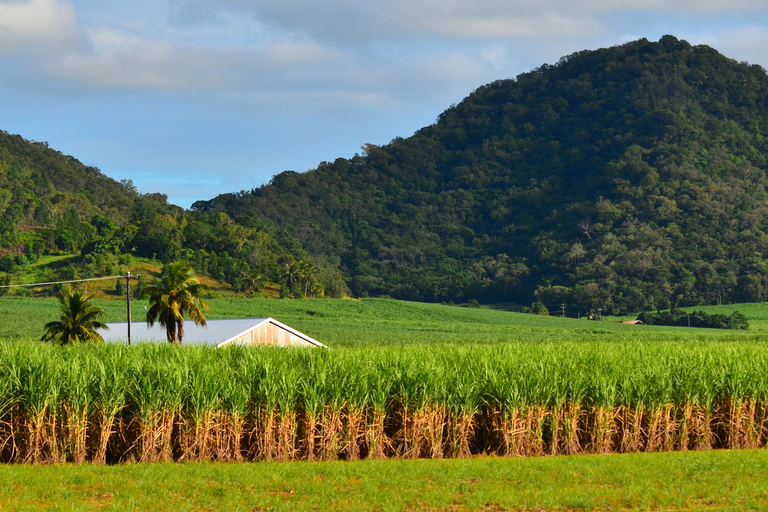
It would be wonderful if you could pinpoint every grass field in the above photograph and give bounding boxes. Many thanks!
[2,450,767,511]
[3,295,768,345]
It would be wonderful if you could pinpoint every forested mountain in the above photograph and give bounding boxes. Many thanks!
[194,36,768,313]
[5,35,768,313]
[0,131,347,298]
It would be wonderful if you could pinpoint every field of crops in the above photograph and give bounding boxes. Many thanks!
[2,339,768,463]
[2,296,768,465]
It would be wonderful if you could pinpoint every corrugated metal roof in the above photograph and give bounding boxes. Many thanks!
[101,317,326,348]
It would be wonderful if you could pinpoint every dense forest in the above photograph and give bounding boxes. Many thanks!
[4,35,768,312]
[194,36,768,313]
[0,131,348,298]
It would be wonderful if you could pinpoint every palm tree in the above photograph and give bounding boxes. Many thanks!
[283,261,299,288]
[41,287,108,344]
[144,261,209,344]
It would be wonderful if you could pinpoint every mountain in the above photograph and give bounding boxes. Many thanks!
[0,130,162,246]
[0,131,347,299]
[193,36,768,313]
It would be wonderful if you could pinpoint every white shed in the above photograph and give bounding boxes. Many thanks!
[101,317,326,348]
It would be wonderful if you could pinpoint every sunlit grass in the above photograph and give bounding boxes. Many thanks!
[2,450,767,511]
[4,296,768,346]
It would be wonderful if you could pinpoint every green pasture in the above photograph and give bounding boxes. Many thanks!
[2,450,767,511]
[2,296,768,346]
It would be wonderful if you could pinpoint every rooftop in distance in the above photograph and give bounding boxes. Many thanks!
[101,317,326,348]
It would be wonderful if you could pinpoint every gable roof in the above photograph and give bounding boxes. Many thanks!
[101,317,327,348]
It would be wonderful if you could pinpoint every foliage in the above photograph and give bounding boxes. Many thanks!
[0,254,15,273]
[1,339,768,462]
[6,33,768,315]
[40,287,108,344]
[638,308,750,329]
[197,36,768,312]
[527,301,550,315]
[144,261,209,344]
[0,132,346,298]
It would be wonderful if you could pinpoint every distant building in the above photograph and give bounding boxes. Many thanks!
[101,317,326,348]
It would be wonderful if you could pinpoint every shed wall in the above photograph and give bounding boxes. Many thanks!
[231,322,315,347]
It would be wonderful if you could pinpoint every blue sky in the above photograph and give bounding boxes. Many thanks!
[1,0,768,207]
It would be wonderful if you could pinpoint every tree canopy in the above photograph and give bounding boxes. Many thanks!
[0,130,346,298]
[197,36,768,313]
[41,287,108,344]
[144,261,209,344]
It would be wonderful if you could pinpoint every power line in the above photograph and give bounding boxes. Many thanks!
[0,274,137,289]
[1,273,141,345]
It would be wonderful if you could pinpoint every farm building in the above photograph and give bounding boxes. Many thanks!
[101,317,326,348]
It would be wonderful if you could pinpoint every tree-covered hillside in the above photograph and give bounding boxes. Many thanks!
[0,131,347,298]
[195,36,768,313]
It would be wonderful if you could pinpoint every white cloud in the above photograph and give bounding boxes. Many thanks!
[0,0,492,111]
[173,0,768,44]
[585,0,766,14]
[424,13,600,40]
[683,24,768,66]
[5,0,768,207]
[4,0,768,119]
[481,45,507,70]
[0,0,78,51]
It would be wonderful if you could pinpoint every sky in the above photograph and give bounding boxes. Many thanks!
[1,1,768,208]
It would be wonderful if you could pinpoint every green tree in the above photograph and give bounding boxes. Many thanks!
[131,214,183,262]
[0,274,10,297]
[41,287,108,344]
[144,261,209,344]
[133,273,146,299]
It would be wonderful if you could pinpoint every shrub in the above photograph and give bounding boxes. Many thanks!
[637,309,749,330]
[0,254,15,273]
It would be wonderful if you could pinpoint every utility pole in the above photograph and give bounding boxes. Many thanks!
[561,303,566,318]
[126,272,132,346]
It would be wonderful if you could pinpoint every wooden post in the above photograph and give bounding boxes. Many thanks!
[126,272,132,346]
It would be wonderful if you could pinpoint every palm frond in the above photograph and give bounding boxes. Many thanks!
[41,287,107,345]
[144,261,208,344]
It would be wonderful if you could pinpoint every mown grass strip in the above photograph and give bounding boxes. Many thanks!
[1,450,767,511]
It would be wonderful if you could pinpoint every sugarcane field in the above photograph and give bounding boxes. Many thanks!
[2,296,768,510]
